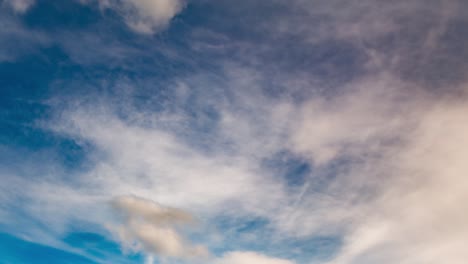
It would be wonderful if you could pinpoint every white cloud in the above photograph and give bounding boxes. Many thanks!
[111,195,208,259]
[323,92,468,264]
[41,61,468,264]
[113,195,193,224]
[97,0,185,34]
[215,251,295,264]
[51,100,288,218]
[109,196,298,264]
[7,61,468,264]
[290,74,408,165]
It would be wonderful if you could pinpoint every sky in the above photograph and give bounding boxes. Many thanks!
[1,0,468,263]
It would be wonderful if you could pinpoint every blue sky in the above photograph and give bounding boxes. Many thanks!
[1,0,468,264]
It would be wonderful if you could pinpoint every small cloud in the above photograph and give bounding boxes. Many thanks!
[110,195,208,259]
[97,0,185,34]
[4,0,35,13]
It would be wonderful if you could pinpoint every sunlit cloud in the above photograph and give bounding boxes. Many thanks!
[110,195,208,259]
